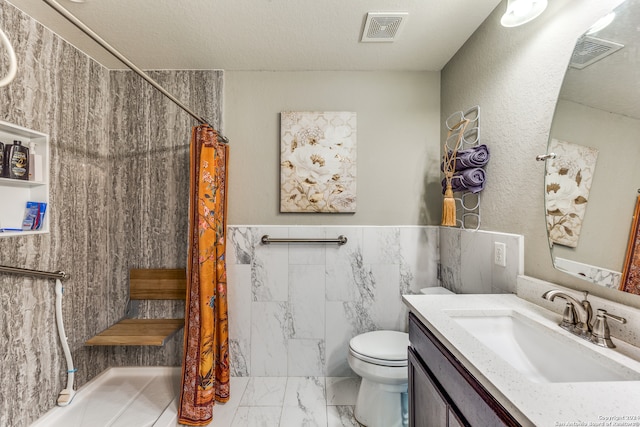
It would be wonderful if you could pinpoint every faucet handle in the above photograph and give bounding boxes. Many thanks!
[600,309,626,324]
[559,302,577,331]
[591,309,626,348]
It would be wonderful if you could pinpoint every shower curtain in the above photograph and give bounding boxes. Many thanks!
[179,125,230,426]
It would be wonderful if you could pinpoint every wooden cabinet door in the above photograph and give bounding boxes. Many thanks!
[408,348,448,427]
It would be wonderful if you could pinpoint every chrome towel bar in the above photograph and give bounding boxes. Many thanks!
[0,265,70,281]
[261,235,348,246]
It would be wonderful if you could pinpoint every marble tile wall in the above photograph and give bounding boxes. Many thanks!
[0,3,223,425]
[226,226,440,377]
[439,227,524,294]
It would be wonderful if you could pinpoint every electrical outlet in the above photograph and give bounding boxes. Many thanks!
[494,242,507,267]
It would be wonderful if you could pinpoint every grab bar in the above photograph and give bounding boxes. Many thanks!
[0,265,70,281]
[261,235,348,246]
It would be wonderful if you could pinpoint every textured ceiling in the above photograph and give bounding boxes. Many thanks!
[559,0,640,119]
[6,0,502,71]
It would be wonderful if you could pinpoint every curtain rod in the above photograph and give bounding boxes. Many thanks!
[0,264,70,281]
[41,0,228,143]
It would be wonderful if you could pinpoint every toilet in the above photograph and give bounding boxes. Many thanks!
[348,288,454,426]
[348,330,410,427]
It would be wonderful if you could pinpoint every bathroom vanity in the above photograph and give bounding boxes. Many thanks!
[404,292,640,427]
[408,312,518,426]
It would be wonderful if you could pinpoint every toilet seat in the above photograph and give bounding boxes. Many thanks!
[349,331,409,367]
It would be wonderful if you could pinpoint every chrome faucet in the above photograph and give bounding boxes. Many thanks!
[542,289,627,348]
[542,289,593,339]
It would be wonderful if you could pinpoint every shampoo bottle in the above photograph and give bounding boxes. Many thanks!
[28,142,42,182]
[8,140,29,180]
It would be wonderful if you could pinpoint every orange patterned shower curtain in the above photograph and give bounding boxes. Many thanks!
[179,125,230,426]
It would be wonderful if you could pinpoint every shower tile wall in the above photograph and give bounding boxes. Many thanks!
[0,3,223,426]
[226,226,441,377]
[107,69,223,367]
[0,3,110,426]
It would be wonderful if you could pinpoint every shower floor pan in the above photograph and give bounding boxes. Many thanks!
[30,366,181,427]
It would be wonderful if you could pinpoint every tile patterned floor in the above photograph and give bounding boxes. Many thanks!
[209,376,363,427]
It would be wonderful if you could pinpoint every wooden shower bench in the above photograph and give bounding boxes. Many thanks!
[85,269,186,346]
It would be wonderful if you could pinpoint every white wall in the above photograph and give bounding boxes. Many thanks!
[440,0,640,307]
[224,71,441,226]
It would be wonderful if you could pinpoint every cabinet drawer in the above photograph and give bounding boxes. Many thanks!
[408,313,520,427]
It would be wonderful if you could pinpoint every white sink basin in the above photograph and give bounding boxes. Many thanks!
[449,310,640,383]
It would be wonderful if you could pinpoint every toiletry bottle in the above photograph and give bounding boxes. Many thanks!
[8,140,29,180]
[28,142,42,182]
[2,142,10,178]
[0,141,4,177]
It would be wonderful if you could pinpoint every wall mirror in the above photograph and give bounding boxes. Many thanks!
[545,0,640,295]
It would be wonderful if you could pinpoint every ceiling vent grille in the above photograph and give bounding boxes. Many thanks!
[361,12,408,43]
[569,36,624,69]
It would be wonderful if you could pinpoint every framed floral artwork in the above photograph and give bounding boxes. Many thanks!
[280,111,357,213]
[545,138,598,248]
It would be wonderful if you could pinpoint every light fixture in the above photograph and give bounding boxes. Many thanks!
[501,0,548,27]
[586,12,616,35]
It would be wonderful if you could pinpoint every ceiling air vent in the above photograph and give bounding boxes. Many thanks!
[361,12,408,43]
[569,35,624,69]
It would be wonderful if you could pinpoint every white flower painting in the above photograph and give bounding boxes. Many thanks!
[545,139,598,247]
[280,111,357,213]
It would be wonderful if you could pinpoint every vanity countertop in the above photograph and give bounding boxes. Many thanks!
[403,293,640,427]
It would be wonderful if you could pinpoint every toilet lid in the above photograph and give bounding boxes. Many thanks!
[349,331,409,366]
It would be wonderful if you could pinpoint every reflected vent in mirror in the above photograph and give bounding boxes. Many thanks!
[361,12,408,42]
[570,36,624,69]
